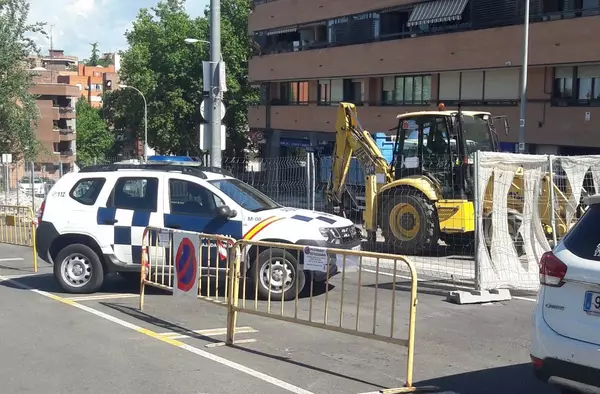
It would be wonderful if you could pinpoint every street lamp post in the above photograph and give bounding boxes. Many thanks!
[518,0,530,154]
[119,84,148,162]
[185,2,223,168]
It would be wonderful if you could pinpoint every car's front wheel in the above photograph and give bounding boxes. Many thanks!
[54,244,104,294]
[250,248,305,302]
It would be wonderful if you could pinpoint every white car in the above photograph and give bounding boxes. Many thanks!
[19,176,46,196]
[35,161,361,300]
[531,194,600,394]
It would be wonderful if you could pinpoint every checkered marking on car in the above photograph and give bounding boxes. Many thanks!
[96,207,163,264]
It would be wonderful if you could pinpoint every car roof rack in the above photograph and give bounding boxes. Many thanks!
[79,163,234,178]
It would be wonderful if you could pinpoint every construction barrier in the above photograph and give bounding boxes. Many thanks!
[139,226,420,393]
[0,205,37,272]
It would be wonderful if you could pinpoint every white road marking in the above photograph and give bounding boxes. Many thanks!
[0,257,24,262]
[361,269,474,290]
[0,274,315,394]
[65,293,139,301]
[513,296,537,302]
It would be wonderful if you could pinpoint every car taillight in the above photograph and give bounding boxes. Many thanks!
[539,251,567,287]
[34,199,46,225]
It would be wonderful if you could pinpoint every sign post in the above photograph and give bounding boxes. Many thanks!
[172,232,200,297]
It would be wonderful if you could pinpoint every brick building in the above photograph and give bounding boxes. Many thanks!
[27,68,79,177]
[248,0,600,157]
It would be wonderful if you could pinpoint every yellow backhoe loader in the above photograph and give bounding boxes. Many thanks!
[326,102,590,254]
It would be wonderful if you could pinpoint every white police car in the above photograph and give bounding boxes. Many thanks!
[35,162,361,300]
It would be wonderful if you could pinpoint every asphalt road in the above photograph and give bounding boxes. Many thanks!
[0,243,557,394]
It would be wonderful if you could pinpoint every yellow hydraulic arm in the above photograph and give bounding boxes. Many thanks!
[326,102,393,216]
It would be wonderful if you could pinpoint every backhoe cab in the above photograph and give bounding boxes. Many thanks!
[327,102,509,253]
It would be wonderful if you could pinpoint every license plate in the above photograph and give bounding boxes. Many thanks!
[583,291,600,313]
[352,245,361,252]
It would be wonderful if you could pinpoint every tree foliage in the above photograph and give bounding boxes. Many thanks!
[75,96,114,165]
[86,42,100,66]
[84,42,112,67]
[103,0,258,157]
[0,0,45,160]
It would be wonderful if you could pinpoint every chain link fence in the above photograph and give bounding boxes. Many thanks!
[13,151,599,294]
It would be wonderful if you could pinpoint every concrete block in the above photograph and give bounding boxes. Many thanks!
[446,289,512,305]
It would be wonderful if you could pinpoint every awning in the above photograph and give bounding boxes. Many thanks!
[407,0,469,27]
[266,26,297,36]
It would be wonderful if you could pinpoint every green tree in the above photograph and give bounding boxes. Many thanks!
[103,0,258,157]
[84,42,112,67]
[0,0,45,161]
[86,42,100,66]
[75,96,114,165]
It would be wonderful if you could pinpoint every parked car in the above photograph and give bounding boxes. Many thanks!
[531,193,600,394]
[35,161,361,299]
[19,176,46,196]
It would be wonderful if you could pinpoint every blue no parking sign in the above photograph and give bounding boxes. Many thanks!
[173,232,200,297]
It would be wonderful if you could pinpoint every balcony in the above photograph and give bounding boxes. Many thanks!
[249,14,600,81]
[56,128,76,141]
[57,106,75,119]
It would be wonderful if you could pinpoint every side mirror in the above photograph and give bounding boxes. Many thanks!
[216,205,236,218]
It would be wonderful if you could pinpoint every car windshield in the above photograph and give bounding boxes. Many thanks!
[209,178,281,212]
[461,115,494,154]
[21,177,43,184]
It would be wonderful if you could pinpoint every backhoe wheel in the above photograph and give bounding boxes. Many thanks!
[381,190,440,254]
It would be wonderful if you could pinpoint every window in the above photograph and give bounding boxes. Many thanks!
[553,66,574,99]
[70,178,106,205]
[562,203,600,261]
[382,75,431,105]
[110,177,158,211]
[318,79,330,105]
[439,70,519,104]
[279,81,309,104]
[169,179,225,216]
[577,65,600,100]
[552,65,600,105]
[209,178,280,212]
[343,79,364,104]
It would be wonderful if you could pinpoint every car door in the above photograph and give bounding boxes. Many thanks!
[98,174,163,265]
[543,202,600,346]
[163,175,243,268]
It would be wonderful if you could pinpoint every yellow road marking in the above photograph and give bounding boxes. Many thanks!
[0,274,314,394]
[158,326,258,339]
[65,293,139,301]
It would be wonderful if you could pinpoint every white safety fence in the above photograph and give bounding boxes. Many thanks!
[474,152,600,292]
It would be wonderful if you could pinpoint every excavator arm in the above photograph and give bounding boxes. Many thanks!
[326,102,393,215]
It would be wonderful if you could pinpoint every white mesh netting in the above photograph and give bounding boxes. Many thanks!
[476,152,600,292]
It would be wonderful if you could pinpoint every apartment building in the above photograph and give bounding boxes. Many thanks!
[58,63,117,108]
[248,0,600,157]
[28,68,79,176]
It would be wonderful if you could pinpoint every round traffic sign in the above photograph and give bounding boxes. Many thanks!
[200,100,226,121]
[175,237,197,292]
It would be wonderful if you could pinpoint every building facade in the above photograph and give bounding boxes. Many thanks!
[58,63,117,108]
[248,0,600,157]
[28,68,80,177]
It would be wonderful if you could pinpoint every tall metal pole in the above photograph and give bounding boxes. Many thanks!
[209,0,222,168]
[518,0,530,154]
[143,98,148,162]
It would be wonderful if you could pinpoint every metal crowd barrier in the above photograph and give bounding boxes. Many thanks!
[139,226,420,393]
[0,205,37,272]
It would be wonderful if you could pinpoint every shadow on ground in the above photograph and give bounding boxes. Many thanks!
[416,363,559,394]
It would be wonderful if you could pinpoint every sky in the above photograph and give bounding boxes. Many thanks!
[26,0,210,60]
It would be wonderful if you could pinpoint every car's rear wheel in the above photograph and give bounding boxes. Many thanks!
[54,244,104,294]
